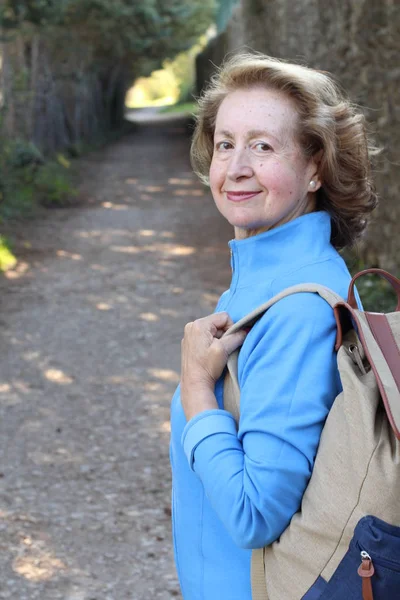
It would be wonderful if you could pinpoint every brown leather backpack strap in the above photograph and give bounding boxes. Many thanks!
[347,268,400,311]
[362,578,374,600]
[354,310,400,440]
[364,312,400,393]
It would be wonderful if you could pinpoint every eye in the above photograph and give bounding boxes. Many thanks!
[215,141,233,151]
[254,142,273,153]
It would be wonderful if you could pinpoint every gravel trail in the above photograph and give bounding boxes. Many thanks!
[0,121,232,600]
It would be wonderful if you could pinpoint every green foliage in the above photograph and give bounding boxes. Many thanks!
[0,235,17,271]
[342,250,398,313]
[33,159,76,207]
[0,138,76,217]
[71,0,216,71]
[7,139,44,168]
[164,35,208,103]
[0,0,215,220]
[0,181,36,219]
[0,0,66,28]
[0,0,215,162]
[1,0,216,68]
[355,275,398,313]
[127,33,209,108]
[0,139,36,217]
[160,102,198,114]
[131,69,178,105]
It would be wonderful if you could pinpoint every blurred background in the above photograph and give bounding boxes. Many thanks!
[0,0,398,273]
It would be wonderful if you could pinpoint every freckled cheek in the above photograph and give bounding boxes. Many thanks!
[209,163,225,191]
[265,167,297,196]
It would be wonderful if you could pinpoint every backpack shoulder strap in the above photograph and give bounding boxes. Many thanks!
[225,283,344,335]
[224,284,344,422]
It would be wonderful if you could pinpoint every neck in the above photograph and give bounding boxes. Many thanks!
[234,195,317,240]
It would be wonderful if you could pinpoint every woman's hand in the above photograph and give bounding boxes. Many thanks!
[181,312,247,421]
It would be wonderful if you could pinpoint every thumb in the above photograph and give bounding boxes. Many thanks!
[220,329,247,356]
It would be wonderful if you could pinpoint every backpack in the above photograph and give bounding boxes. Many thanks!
[223,268,400,600]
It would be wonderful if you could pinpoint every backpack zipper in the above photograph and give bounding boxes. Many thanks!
[357,545,400,572]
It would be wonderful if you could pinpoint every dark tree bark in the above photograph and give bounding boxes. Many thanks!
[0,29,131,155]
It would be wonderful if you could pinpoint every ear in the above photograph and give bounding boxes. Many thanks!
[308,149,323,192]
[313,149,324,164]
[308,178,322,192]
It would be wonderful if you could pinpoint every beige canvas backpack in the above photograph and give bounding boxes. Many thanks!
[223,268,400,600]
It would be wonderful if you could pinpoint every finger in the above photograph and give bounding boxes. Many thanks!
[214,329,225,339]
[220,330,247,355]
[202,312,234,331]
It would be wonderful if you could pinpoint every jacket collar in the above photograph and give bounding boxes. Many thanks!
[228,211,333,290]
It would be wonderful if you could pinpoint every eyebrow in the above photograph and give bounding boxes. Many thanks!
[214,129,234,139]
[214,128,280,142]
[247,129,279,141]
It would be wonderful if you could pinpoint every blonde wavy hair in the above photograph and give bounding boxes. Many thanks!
[191,52,378,249]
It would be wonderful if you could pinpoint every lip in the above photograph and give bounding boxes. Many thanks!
[225,191,261,202]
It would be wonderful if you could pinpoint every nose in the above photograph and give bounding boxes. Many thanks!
[226,147,254,181]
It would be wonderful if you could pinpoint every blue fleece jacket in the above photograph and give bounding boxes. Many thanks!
[170,212,354,600]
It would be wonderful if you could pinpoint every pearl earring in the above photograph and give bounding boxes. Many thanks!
[309,180,317,190]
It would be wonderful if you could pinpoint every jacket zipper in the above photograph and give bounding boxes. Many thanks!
[230,247,235,273]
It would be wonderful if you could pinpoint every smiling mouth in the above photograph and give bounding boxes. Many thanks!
[225,191,261,202]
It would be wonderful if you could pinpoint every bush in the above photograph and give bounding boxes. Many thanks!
[33,159,76,207]
[0,138,76,218]
[7,140,44,169]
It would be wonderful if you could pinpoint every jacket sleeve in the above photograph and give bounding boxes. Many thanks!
[180,292,339,549]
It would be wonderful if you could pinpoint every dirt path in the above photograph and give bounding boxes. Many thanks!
[0,121,232,600]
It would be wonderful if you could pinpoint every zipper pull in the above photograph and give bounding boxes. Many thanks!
[347,344,367,374]
[358,551,375,600]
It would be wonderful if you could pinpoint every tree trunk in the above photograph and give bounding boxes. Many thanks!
[0,27,131,156]
[0,40,16,138]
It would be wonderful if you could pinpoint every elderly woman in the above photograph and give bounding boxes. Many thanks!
[169,53,377,599]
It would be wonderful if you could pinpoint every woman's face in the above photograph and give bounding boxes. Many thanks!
[209,87,321,239]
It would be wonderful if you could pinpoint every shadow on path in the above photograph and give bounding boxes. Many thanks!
[0,120,233,599]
